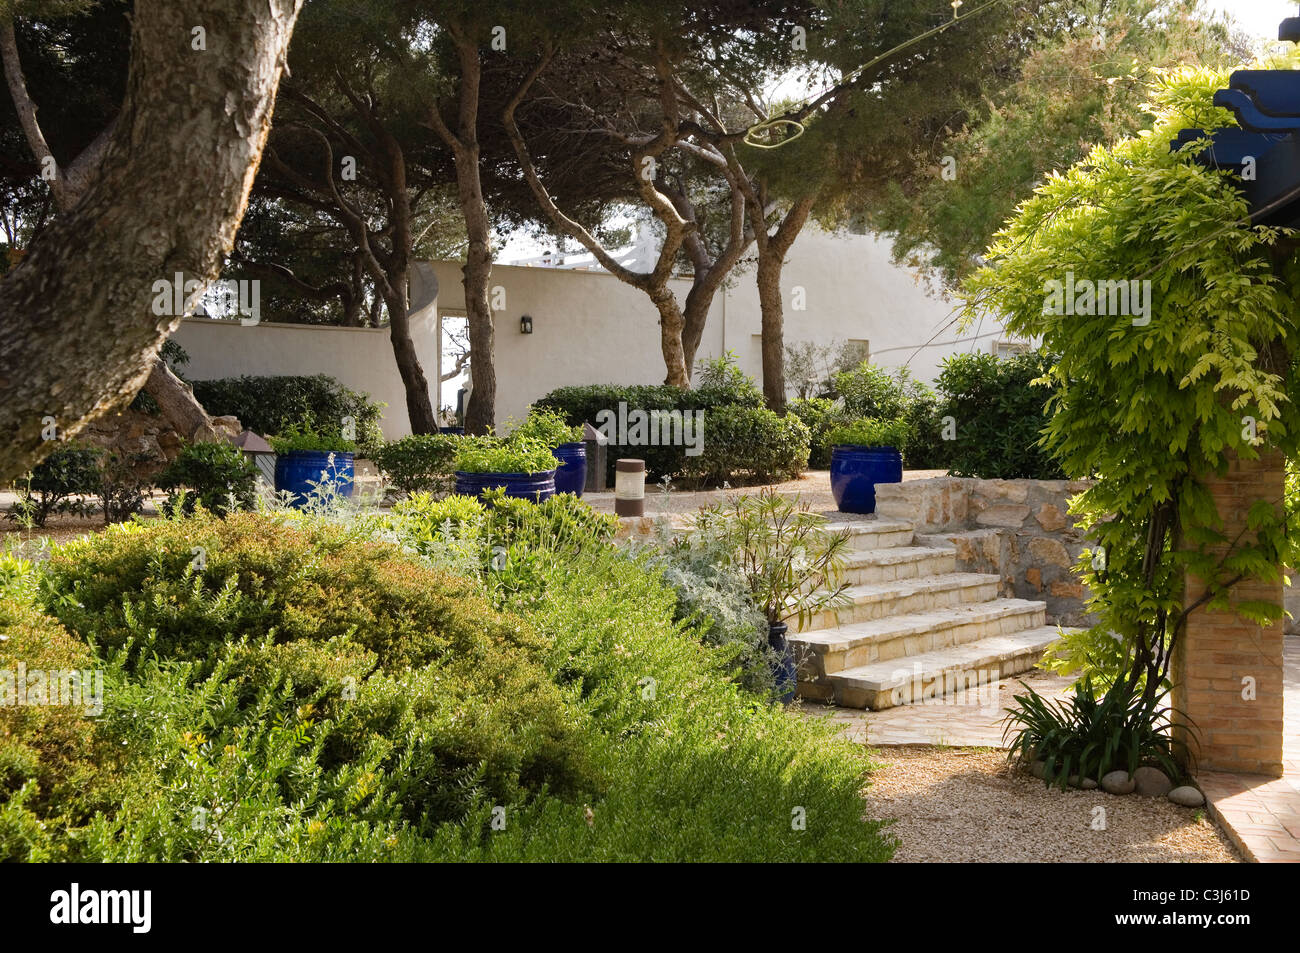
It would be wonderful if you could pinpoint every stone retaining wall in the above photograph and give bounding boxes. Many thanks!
[874,477,1095,625]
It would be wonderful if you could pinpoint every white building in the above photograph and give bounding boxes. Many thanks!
[174,228,1024,439]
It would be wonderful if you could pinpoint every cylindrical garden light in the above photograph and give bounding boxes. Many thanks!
[614,458,646,517]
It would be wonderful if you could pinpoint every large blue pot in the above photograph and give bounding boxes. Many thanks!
[274,450,355,508]
[830,445,903,514]
[454,470,556,503]
[552,442,587,497]
[438,426,465,435]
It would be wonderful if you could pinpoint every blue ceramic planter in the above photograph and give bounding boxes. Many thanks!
[552,442,587,496]
[768,621,796,704]
[454,470,556,503]
[274,450,355,508]
[830,445,903,514]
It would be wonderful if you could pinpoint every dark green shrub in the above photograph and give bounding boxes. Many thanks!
[534,360,766,482]
[10,503,895,861]
[6,446,101,527]
[1002,677,1189,790]
[156,442,259,516]
[191,374,384,457]
[93,449,159,525]
[788,397,851,468]
[677,406,810,487]
[935,351,1064,479]
[371,434,460,496]
[831,363,945,469]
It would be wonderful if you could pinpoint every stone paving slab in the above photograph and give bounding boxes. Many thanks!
[795,668,1075,747]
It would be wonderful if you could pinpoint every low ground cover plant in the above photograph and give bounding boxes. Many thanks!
[453,436,557,475]
[268,423,358,454]
[1,493,894,862]
[826,418,911,451]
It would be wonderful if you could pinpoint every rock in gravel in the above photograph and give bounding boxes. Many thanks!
[1168,786,1205,808]
[1080,778,1099,790]
[1102,770,1136,795]
[1030,760,1047,780]
[1134,766,1174,797]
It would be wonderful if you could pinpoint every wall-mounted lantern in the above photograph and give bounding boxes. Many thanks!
[520,314,534,334]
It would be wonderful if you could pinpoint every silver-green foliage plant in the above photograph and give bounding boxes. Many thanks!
[963,63,1300,710]
[677,489,851,631]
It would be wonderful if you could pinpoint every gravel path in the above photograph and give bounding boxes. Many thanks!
[864,746,1241,863]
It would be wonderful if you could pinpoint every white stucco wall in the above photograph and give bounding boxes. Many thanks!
[436,228,1018,423]
[430,261,725,425]
[172,230,1019,436]
[172,263,441,440]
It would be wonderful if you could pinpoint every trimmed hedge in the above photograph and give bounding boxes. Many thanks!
[192,374,385,457]
[677,406,810,486]
[534,380,791,485]
[370,434,460,496]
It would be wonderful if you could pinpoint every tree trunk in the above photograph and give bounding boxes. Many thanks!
[147,361,223,442]
[682,281,715,378]
[653,289,690,388]
[0,0,303,482]
[428,33,495,435]
[757,249,787,414]
[756,194,816,414]
[381,262,437,434]
[1,10,229,447]
[462,227,496,434]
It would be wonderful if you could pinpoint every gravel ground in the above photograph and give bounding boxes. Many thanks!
[864,747,1241,863]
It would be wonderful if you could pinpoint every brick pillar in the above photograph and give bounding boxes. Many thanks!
[1173,450,1285,776]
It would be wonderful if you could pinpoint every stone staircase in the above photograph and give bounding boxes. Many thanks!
[791,517,1073,710]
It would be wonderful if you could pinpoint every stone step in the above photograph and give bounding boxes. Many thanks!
[797,573,1001,632]
[801,625,1069,710]
[791,598,1047,678]
[841,546,957,586]
[824,519,915,551]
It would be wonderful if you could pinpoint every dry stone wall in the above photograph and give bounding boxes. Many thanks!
[874,477,1095,625]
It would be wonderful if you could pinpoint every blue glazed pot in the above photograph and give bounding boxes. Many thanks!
[552,442,587,497]
[454,470,556,503]
[830,445,903,514]
[438,426,465,435]
[768,621,797,704]
[274,450,355,509]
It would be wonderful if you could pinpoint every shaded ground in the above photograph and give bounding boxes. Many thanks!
[864,746,1240,863]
